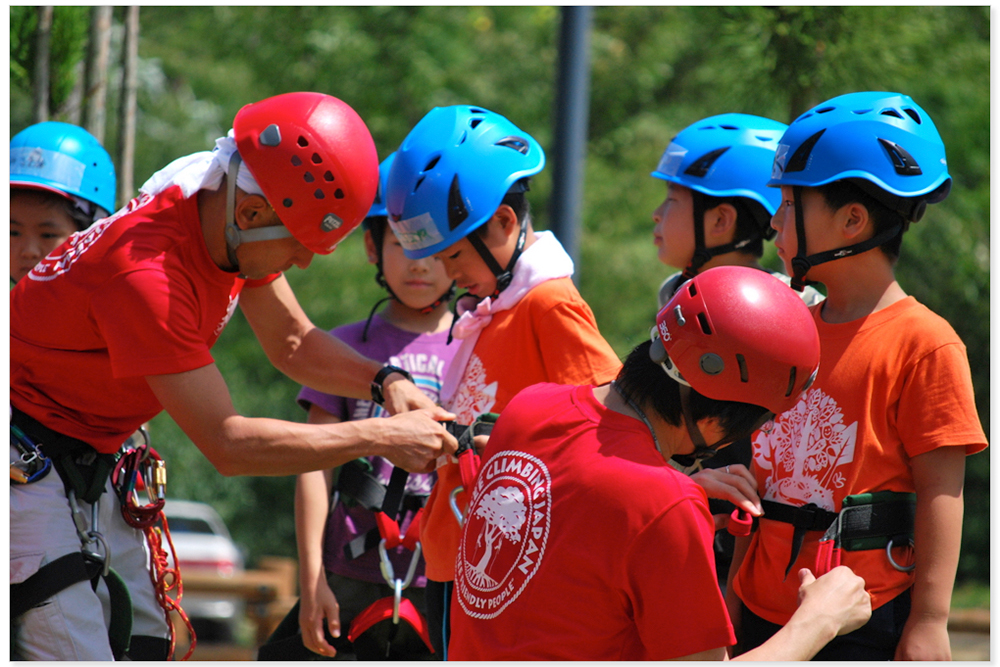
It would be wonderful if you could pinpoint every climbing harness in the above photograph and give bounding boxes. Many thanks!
[9,408,195,660]
[346,466,434,657]
[751,491,916,579]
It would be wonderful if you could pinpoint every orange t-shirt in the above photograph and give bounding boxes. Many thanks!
[420,277,622,581]
[734,297,987,624]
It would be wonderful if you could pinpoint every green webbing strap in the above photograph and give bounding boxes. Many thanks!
[10,553,133,660]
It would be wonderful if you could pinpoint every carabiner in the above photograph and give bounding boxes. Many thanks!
[886,536,915,572]
[450,486,466,526]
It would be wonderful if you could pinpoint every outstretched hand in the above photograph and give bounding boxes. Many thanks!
[690,464,762,528]
[380,408,459,473]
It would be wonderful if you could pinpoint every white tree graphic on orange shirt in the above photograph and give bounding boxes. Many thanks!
[450,354,498,423]
[467,486,526,588]
[754,387,857,511]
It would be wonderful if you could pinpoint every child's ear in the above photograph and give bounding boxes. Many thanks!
[841,202,872,241]
[707,203,738,240]
[363,230,379,265]
[493,204,520,239]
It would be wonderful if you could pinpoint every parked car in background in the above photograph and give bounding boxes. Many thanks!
[163,499,246,642]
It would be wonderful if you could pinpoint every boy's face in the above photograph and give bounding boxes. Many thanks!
[771,186,840,277]
[10,192,80,283]
[370,227,453,310]
[433,235,498,299]
[651,183,696,270]
[432,212,518,299]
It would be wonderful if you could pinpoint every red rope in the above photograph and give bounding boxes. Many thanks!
[145,514,197,660]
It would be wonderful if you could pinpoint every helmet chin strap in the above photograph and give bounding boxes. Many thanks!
[224,151,293,271]
[788,185,903,292]
[680,190,755,282]
[466,216,527,300]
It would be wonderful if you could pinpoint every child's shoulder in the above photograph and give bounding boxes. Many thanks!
[520,275,584,305]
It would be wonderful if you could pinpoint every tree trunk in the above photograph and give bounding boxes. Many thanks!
[82,6,113,143]
[32,6,54,122]
[117,6,140,208]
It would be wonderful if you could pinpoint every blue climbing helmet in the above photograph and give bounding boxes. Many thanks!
[386,105,544,296]
[10,121,117,223]
[364,152,395,225]
[652,113,787,280]
[768,91,951,290]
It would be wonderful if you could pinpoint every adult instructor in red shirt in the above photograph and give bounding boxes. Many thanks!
[10,93,457,661]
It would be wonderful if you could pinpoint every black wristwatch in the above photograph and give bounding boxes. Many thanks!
[370,365,414,406]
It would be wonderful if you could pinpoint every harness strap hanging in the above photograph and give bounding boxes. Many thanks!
[11,552,133,660]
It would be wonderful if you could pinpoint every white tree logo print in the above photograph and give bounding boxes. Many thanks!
[450,354,498,423]
[754,387,858,511]
[466,486,526,588]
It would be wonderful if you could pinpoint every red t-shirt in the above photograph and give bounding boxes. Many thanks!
[449,383,735,660]
[419,277,622,581]
[734,297,988,624]
[10,186,278,453]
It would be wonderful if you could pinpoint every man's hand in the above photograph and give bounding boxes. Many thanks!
[796,567,872,637]
[690,464,762,530]
[380,374,439,415]
[377,407,459,473]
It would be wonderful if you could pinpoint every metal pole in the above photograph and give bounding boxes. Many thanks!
[549,6,593,281]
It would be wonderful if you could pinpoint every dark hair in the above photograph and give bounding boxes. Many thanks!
[11,187,92,230]
[701,194,768,258]
[615,340,769,442]
[474,180,531,239]
[815,180,906,260]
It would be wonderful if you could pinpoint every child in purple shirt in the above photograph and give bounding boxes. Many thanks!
[260,155,456,661]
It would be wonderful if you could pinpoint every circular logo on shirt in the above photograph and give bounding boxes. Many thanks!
[456,450,552,619]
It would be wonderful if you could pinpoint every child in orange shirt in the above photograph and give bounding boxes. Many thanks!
[385,105,622,657]
[728,91,988,660]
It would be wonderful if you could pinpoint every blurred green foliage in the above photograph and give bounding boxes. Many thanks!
[10,7,989,582]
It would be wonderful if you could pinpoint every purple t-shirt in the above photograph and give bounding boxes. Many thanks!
[297,314,456,586]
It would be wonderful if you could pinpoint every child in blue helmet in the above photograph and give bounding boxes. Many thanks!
[385,105,622,657]
[727,92,987,660]
[10,121,117,283]
[258,154,457,661]
[648,113,824,592]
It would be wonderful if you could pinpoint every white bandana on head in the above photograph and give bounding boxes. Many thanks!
[139,130,263,199]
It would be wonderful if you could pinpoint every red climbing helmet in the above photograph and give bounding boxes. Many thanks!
[654,266,820,416]
[233,92,379,254]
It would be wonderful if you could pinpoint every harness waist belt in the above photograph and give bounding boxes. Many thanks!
[759,493,915,577]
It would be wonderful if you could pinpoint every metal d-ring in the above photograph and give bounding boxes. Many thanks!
[886,536,915,572]
[450,486,466,526]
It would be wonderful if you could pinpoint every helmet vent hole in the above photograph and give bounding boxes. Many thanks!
[469,118,483,129]
[413,175,426,193]
[424,156,440,172]
[785,367,798,397]
[736,354,749,383]
[297,136,309,147]
[334,189,345,199]
[684,147,730,177]
[697,313,712,335]
[687,282,698,297]
[324,171,335,182]
[720,125,738,130]
[312,153,323,164]
[902,107,922,124]
[851,107,873,115]
[756,135,774,142]
[291,156,302,167]
[283,198,293,208]
[458,131,468,145]
[785,129,826,174]
[816,106,836,114]
[496,136,529,155]
[314,189,325,199]
[879,108,904,120]
[304,172,315,183]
